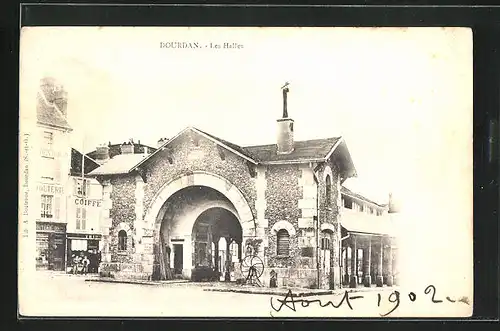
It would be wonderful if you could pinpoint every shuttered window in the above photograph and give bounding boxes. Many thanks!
[118,230,127,251]
[276,229,290,256]
[321,237,331,250]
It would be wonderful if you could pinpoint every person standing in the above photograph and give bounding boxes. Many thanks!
[82,254,90,275]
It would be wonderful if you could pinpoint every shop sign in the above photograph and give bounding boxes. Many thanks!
[67,233,102,240]
[74,198,102,208]
[37,183,64,195]
[36,222,66,232]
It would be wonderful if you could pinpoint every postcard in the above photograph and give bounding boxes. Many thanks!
[19,26,473,318]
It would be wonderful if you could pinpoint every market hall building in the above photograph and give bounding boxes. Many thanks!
[89,89,399,289]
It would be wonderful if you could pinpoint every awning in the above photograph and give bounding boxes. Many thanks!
[70,239,87,251]
[341,214,398,237]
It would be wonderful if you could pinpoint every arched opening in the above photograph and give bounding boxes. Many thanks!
[118,230,127,251]
[325,174,332,205]
[157,185,243,281]
[192,207,242,282]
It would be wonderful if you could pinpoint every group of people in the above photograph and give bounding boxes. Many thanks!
[70,249,101,275]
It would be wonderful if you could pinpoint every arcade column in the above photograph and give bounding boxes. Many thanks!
[349,236,358,288]
[376,236,384,287]
[363,237,372,287]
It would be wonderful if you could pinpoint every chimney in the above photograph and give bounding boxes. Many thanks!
[120,141,134,154]
[95,144,110,164]
[40,77,68,118]
[277,82,294,154]
[53,88,68,118]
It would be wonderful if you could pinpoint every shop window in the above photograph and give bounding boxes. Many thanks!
[276,229,290,256]
[118,230,127,251]
[41,195,53,218]
[74,178,90,197]
[325,175,332,205]
[76,207,87,230]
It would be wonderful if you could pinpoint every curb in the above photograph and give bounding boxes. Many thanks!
[85,278,189,286]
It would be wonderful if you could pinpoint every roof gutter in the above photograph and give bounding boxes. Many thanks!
[311,163,321,289]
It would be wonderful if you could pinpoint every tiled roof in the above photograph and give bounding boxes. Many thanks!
[194,128,257,162]
[36,92,72,130]
[89,127,355,177]
[243,137,341,163]
[87,153,149,176]
[341,186,387,208]
[70,148,100,177]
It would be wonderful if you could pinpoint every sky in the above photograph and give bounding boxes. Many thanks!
[20,27,472,205]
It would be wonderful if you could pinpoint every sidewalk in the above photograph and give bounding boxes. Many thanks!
[85,277,190,286]
[203,283,398,297]
[84,275,397,297]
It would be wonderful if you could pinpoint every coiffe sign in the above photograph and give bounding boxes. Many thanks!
[74,198,102,207]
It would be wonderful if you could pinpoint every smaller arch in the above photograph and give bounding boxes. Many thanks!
[321,223,336,233]
[271,220,296,236]
[114,222,131,235]
[118,230,128,251]
[325,174,332,205]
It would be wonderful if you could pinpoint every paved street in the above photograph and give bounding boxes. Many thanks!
[18,271,471,318]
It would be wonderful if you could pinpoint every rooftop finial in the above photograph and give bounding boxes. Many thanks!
[281,82,290,118]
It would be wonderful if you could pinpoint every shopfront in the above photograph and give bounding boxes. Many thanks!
[36,222,67,271]
[66,233,102,273]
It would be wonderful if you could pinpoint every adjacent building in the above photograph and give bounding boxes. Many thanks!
[87,88,400,290]
[65,148,102,269]
[35,77,72,271]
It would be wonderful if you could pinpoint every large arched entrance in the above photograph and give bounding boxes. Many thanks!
[145,172,255,281]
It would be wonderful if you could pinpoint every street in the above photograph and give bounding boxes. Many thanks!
[18,271,471,318]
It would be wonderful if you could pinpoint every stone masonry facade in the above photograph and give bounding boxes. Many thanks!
[97,129,345,289]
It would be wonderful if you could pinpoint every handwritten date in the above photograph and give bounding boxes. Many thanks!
[270,284,470,316]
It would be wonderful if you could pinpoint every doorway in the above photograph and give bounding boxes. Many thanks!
[173,244,183,275]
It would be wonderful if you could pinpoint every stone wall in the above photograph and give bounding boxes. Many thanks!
[109,176,136,263]
[143,130,257,220]
[264,164,302,270]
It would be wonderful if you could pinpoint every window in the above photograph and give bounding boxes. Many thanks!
[325,175,332,205]
[41,195,53,218]
[118,230,127,251]
[74,178,90,197]
[76,207,87,230]
[43,131,53,150]
[321,237,331,250]
[343,196,353,209]
[276,229,290,256]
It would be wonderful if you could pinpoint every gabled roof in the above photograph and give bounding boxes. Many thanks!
[36,92,72,131]
[130,127,259,173]
[243,137,342,163]
[341,186,387,208]
[88,126,357,178]
[70,148,100,177]
[88,153,149,176]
